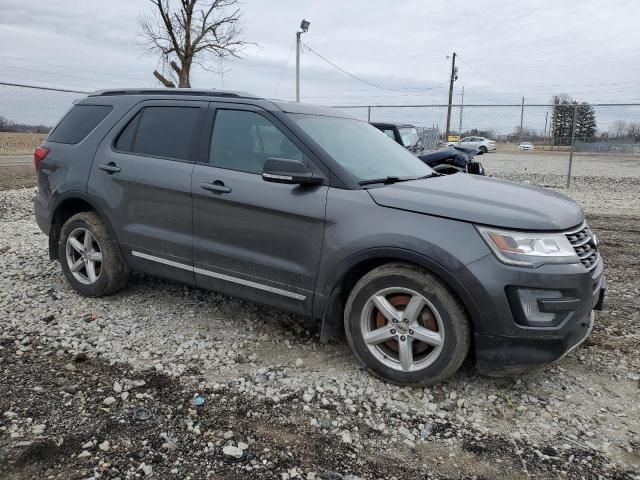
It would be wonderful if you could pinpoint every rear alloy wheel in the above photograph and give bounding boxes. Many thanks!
[65,228,103,285]
[479,145,488,153]
[58,212,128,297]
[344,263,470,386]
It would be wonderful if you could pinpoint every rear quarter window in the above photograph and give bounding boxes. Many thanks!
[48,105,112,144]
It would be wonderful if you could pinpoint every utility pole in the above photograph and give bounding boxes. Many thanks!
[566,104,578,188]
[445,52,457,141]
[295,19,310,103]
[457,86,464,145]
[519,96,525,144]
[544,111,548,138]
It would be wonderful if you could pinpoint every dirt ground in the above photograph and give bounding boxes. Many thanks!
[0,166,35,190]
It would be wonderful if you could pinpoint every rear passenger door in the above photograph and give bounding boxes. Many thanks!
[191,103,328,314]
[89,100,206,284]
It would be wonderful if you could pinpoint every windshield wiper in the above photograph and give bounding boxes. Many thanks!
[358,174,441,186]
[358,176,405,186]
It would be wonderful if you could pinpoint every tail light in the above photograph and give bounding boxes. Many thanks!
[33,146,49,171]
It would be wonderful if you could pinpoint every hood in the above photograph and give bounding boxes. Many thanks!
[367,174,584,231]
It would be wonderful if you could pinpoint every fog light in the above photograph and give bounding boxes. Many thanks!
[517,289,563,324]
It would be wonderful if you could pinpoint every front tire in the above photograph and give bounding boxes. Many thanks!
[58,212,128,297]
[344,263,470,386]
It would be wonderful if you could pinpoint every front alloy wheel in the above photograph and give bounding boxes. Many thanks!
[361,288,444,373]
[344,263,470,386]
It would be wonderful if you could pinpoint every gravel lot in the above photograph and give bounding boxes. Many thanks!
[1,167,639,478]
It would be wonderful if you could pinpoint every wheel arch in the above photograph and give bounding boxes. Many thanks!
[317,248,484,342]
[48,192,121,261]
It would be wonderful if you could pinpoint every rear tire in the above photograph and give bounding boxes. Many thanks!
[479,146,488,154]
[58,212,128,297]
[344,263,470,386]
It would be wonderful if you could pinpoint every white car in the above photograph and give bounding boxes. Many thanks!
[519,142,534,151]
[447,136,496,153]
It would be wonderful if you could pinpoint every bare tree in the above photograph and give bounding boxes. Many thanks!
[139,0,246,88]
[610,119,627,138]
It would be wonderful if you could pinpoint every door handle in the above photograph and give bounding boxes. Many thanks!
[99,163,121,174]
[201,181,232,194]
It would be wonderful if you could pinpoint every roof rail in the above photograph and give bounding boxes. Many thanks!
[88,88,260,99]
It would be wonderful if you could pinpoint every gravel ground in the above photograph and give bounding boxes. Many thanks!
[483,152,640,214]
[1,186,639,480]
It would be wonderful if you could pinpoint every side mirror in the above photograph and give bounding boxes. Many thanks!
[262,157,324,185]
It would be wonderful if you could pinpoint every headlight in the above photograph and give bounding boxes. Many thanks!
[477,226,579,267]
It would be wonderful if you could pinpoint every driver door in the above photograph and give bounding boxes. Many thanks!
[191,103,328,314]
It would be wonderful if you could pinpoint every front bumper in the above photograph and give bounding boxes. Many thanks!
[463,253,605,376]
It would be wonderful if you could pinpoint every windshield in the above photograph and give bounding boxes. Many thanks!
[289,114,432,182]
[398,127,420,147]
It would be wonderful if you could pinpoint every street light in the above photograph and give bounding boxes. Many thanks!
[296,19,310,102]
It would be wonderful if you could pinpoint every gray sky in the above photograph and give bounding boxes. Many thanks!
[1,0,639,106]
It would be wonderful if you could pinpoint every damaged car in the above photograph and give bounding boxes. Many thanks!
[371,122,485,175]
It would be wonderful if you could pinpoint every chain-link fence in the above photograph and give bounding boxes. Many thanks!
[334,102,640,187]
[1,81,639,188]
[0,82,88,156]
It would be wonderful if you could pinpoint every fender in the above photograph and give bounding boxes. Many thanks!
[48,190,123,261]
[316,247,486,341]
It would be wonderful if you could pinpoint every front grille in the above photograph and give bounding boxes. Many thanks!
[566,223,599,272]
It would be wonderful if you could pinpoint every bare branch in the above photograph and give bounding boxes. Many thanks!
[153,70,176,88]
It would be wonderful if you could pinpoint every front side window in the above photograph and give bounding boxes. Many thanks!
[115,106,200,161]
[210,109,304,174]
[290,114,432,183]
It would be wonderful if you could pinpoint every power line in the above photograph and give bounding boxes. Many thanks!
[301,42,449,92]
[0,54,149,83]
[0,64,135,87]
[273,39,296,97]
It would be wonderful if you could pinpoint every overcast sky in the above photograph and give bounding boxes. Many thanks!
[1,0,639,107]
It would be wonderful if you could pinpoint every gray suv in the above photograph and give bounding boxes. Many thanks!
[34,89,606,386]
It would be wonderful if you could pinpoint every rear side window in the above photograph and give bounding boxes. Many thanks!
[115,106,200,161]
[48,105,112,144]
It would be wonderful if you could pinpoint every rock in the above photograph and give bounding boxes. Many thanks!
[223,430,234,440]
[81,440,94,449]
[402,438,416,449]
[223,445,244,459]
[340,431,352,444]
[398,425,415,441]
[303,392,314,403]
[77,450,91,459]
[139,463,153,476]
[32,424,46,435]
[103,396,117,406]
[99,440,110,451]
[237,441,249,450]
[113,381,123,393]
[295,358,304,367]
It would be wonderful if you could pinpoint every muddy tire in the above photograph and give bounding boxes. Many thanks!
[344,263,470,386]
[58,211,128,297]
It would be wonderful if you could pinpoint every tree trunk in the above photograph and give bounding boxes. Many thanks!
[179,61,191,88]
